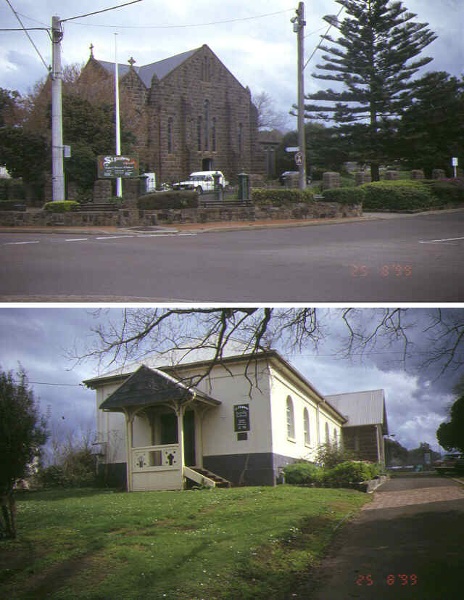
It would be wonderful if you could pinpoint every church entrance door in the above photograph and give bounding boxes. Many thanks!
[202,158,213,171]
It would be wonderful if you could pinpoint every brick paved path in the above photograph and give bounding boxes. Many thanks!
[363,479,464,510]
[310,475,464,599]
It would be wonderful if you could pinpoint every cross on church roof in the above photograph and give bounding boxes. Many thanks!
[128,56,136,68]
[89,43,94,58]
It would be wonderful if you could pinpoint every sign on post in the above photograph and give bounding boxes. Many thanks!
[98,155,139,179]
[295,151,303,166]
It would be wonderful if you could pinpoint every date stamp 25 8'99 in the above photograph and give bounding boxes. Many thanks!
[356,574,418,586]
[351,264,413,278]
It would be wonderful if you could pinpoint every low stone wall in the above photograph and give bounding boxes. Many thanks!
[0,201,362,228]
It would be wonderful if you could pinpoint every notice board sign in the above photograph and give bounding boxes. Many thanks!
[234,404,250,432]
[98,155,139,179]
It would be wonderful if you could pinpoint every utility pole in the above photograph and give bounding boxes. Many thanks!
[51,15,65,201]
[292,2,306,190]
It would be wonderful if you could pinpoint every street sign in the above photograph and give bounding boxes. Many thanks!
[295,151,303,166]
[452,157,458,167]
[98,155,139,179]
[285,146,300,153]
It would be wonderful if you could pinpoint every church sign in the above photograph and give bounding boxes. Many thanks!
[98,155,139,179]
[234,404,250,432]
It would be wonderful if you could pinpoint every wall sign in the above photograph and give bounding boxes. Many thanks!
[234,404,250,432]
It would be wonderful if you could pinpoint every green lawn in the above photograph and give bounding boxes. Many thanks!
[0,486,370,599]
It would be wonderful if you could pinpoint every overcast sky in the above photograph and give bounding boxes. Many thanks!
[1,0,462,128]
[0,307,462,456]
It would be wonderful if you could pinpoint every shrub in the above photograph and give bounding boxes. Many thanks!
[361,181,435,211]
[251,188,315,206]
[0,200,26,211]
[323,461,374,488]
[423,178,464,204]
[283,461,323,485]
[322,187,366,204]
[315,443,359,469]
[43,201,80,213]
[138,191,198,210]
[0,178,26,201]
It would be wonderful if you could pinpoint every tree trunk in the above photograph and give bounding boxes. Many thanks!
[0,492,16,539]
[370,162,380,182]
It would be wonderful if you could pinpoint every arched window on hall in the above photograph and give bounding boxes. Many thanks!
[286,396,295,441]
[167,117,174,154]
[325,422,330,444]
[303,408,310,446]
[238,123,243,153]
[333,428,338,447]
[212,118,217,152]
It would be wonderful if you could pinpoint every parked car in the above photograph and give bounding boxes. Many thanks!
[172,171,228,194]
[434,453,464,473]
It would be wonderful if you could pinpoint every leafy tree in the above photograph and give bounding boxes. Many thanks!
[385,437,408,466]
[0,367,48,539]
[304,0,437,180]
[395,72,464,176]
[437,394,464,452]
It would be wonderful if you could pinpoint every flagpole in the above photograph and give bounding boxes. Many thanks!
[114,33,122,198]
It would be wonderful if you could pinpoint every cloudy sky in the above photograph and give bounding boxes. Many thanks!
[0,307,462,457]
[0,0,462,128]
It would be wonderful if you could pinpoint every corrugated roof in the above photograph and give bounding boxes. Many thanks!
[325,389,388,433]
[97,47,200,88]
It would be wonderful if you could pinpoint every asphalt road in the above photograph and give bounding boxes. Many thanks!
[1,210,463,302]
[308,474,464,600]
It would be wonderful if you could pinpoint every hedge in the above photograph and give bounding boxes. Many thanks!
[43,201,80,212]
[283,459,382,489]
[423,178,464,204]
[283,462,323,485]
[361,181,435,211]
[0,178,26,201]
[138,191,199,210]
[321,187,365,204]
[251,188,315,206]
[0,199,26,211]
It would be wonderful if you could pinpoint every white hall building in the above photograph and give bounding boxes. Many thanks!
[84,348,388,491]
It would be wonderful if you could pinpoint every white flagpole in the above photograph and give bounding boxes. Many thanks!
[114,33,122,198]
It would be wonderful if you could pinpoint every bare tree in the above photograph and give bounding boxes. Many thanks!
[78,308,464,387]
[252,91,291,131]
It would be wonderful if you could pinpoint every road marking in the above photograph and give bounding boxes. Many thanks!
[3,240,40,246]
[419,236,464,244]
[65,238,88,242]
[95,235,135,240]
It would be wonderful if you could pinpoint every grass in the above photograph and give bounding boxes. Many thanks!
[0,486,370,600]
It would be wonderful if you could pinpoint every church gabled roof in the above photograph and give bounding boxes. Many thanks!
[96,47,201,88]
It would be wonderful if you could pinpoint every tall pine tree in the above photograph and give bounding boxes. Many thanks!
[305,0,437,180]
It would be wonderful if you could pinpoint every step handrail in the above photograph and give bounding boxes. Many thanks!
[183,466,216,488]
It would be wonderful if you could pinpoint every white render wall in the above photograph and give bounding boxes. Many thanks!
[95,383,127,464]
[269,365,343,462]
[185,361,273,458]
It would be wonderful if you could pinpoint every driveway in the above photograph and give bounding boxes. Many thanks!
[309,474,464,599]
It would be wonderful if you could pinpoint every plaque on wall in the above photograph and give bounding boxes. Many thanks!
[234,404,250,432]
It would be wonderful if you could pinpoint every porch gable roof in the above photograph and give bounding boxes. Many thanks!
[99,365,220,411]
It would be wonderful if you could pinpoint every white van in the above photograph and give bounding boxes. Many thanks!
[172,171,228,194]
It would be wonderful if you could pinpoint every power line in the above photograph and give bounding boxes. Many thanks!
[61,0,144,23]
[4,0,50,71]
[304,6,344,71]
[65,9,293,29]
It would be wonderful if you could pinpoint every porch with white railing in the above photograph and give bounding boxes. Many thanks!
[131,444,183,491]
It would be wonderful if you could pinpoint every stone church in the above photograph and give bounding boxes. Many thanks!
[80,44,265,186]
